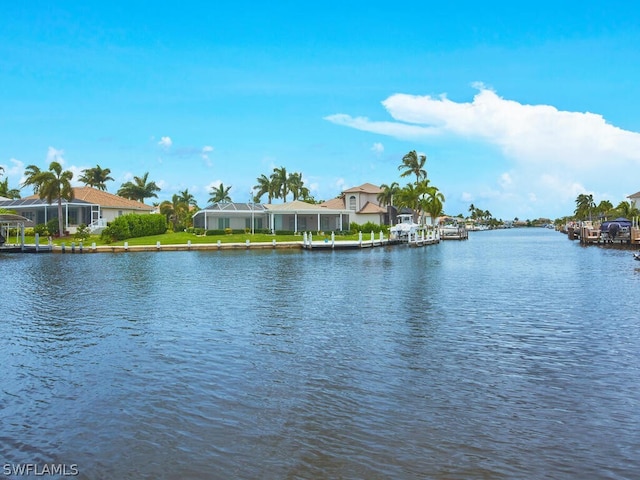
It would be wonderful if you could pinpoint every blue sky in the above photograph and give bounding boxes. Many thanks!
[2,1,640,220]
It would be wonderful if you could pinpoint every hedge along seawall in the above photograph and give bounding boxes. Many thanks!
[101,213,168,242]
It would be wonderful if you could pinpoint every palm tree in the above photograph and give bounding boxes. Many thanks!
[208,183,232,203]
[288,172,305,201]
[78,165,114,191]
[253,174,277,204]
[177,189,198,208]
[395,183,420,219]
[377,182,400,207]
[574,194,595,220]
[398,150,427,184]
[117,172,160,203]
[271,166,289,202]
[614,201,640,219]
[423,186,445,225]
[159,199,176,229]
[35,162,74,236]
[596,200,614,218]
[0,177,21,199]
[21,164,43,194]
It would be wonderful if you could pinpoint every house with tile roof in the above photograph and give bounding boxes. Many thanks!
[0,186,154,234]
[320,182,391,226]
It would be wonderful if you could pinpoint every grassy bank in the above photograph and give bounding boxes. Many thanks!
[23,231,361,247]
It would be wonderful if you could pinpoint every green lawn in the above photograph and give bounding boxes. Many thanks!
[23,231,361,246]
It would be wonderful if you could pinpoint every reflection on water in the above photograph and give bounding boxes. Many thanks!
[1,229,639,479]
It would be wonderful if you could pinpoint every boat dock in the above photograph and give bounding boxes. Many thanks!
[301,230,439,250]
[2,230,444,255]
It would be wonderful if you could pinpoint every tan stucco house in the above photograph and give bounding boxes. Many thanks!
[320,183,390,225]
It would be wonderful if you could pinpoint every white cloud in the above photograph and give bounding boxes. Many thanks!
[158,136,172,149]
[460,192,474,202]
[1,158,24,177]
[46,146,65,164]
[499,172,512,188]
[371,142,384,155]
[326,85,640,218]
[206,180,222,191]
[202,145,214,166]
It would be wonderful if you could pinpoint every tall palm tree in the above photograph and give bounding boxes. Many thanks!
[35,162,74,236]
[253,174,277,204]
[398,150,427,184]
[78,165,114,191]
[208,183,232,204]
[117,172,160,203]
[21,164,43,194]
[271,166,289,202]
[288,172,305,201]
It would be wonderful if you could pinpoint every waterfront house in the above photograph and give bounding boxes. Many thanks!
[193,200,351,234]
[320,183,388,225]
[192,202,269,231]
[264,200,351,233]
[0,186,154,234]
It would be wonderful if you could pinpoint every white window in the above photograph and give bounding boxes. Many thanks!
[349,195,356,210]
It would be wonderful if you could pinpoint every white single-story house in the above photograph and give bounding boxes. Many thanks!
[193,200,351,233]
[192,203,269,231]
[264,200,351,232]
[0,186,154,233]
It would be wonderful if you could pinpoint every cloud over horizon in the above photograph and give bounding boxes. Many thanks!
[325,85,640,218]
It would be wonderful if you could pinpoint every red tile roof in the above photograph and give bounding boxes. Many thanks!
[23,187,154,211]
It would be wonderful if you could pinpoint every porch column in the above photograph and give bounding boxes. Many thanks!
[317,213,320,232]
[294,213,298,233]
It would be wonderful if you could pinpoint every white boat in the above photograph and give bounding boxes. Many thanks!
[440,221,463,236]
[390,214,420,239]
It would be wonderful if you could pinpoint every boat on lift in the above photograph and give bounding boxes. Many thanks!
[390,214,420,239]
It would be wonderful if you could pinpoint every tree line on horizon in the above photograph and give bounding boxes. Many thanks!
[1,149,447,232]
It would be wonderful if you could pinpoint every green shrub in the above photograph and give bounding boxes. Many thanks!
[46,218,59,236]
[205,229,226,236]
[74,224,91,241]
[101,214,167,242]
[349,222,387,234]
[33,224,48,236]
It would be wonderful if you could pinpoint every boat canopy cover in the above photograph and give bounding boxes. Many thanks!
[600,217,631,232]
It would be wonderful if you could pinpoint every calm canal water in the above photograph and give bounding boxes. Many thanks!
[1,228,639,479]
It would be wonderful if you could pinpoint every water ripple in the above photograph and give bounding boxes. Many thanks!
[1,230,639,479]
